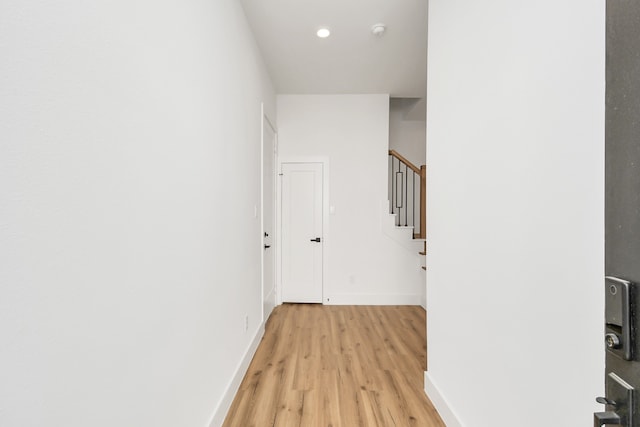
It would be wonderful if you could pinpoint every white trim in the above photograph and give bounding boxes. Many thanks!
[208,322,265,427]
[424,371,464,427]
[261,103,278,322]
[275,161,282,306]
[277,156,330,306]
[260,103,265,323]
[264,287,276,320]
[420,293,427,310]
[263,111,277,134]
[326,293,422,306]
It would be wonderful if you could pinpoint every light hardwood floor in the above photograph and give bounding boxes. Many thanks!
[222,304,445,427]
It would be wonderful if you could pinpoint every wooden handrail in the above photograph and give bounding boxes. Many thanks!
[388,150,421,174]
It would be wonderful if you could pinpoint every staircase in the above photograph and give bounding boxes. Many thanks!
[386,150,426,270]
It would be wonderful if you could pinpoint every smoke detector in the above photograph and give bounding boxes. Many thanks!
[371,23,386,37]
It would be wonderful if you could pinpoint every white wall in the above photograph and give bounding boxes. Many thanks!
[425,1,604,426]
[389,98,427,168]
[278,95,424,305]
[0,1,274,426]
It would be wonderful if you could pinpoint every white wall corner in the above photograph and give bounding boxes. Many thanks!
[424,371,464,427]
[208,322,266,427]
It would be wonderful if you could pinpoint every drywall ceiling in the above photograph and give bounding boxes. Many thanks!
[240,0,428,97]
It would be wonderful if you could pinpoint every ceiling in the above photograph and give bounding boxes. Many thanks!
[239,0,428,97]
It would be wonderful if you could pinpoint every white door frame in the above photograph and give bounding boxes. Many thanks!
[276,156,330,305]
[261,103,277,322]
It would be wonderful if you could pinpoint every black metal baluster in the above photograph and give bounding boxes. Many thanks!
[413,172,416,232]
[396,158,401,226]
[389,155,393,213]
[405,164,408,226]
[390,155,394,216]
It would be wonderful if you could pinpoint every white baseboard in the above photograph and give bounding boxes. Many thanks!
[424,371,464,427]
[264,287,276,320]
[326,293,422,305]
[208,322,265,427]
[420,293,427,310]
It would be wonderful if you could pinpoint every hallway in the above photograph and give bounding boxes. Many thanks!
[223,304,444,426]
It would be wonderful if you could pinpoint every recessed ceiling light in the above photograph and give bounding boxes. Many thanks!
[371,23,386,36]
[317,28,331,38]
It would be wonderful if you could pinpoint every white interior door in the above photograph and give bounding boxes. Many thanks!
[262,118,276,320]
[281,162,323,303]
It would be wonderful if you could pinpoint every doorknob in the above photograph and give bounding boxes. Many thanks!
[310,237,321,242]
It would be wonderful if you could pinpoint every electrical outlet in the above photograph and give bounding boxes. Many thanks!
[244,315,248,332]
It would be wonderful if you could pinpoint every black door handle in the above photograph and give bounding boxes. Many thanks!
[264,244,271,249]
[310,237,321,242]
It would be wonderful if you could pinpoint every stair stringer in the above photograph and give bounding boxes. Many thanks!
[380,200,425,255]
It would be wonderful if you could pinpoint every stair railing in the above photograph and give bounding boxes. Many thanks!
[388,150,426,239]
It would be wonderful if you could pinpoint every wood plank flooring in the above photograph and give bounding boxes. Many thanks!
[222,304,445,427]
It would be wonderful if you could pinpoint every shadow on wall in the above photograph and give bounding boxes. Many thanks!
[389,98,426,169]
